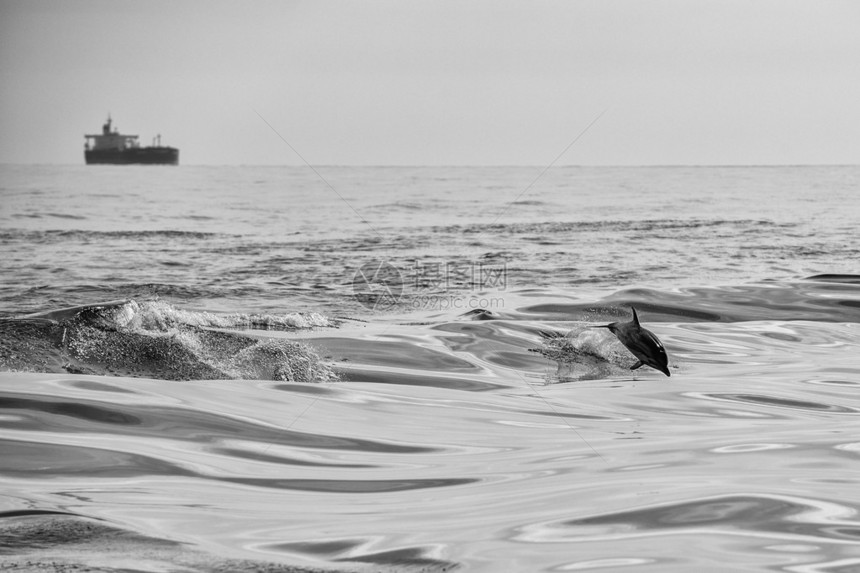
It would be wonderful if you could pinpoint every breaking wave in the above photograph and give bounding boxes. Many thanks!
[0,299,338,382]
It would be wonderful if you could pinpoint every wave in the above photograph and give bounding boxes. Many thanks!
[0,229,229,242]
[518,277,860,323]
[0,299,338,382]
[435,218,791,236]
[519,493,860,544]
[0,510,390,572]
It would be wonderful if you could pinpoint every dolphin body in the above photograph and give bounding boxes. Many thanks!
[594,307,670,376]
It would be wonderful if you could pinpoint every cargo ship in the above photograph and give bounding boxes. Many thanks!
[84,116,179,165]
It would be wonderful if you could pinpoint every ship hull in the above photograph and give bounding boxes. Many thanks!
[85,147,179,165]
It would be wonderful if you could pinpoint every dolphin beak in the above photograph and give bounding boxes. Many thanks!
[589,324,612,329]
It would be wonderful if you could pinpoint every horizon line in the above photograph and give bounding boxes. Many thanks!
[2,162,859,169]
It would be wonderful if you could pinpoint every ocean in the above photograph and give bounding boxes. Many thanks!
[1,164,860,572]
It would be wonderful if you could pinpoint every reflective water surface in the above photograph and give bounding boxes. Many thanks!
[2,166,860,571]
[3,279,860,571]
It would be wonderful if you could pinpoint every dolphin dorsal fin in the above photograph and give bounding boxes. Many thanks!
[630,306,640,326]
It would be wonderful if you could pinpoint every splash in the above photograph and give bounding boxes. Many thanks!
[128,299,336,331]
[532,326,638,381]
[0,300,338,382]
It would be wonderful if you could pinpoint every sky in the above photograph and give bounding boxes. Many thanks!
[1,0,858,165]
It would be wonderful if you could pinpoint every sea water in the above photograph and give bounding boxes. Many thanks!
[1,164,860,571]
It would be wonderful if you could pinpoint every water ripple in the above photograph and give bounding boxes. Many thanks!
[516,494,860,545]
[694,393,860,415]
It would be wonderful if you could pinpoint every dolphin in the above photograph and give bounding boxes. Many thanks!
[593,306,670,376]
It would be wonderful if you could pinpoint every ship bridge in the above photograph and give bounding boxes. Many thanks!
[84,116,139,151]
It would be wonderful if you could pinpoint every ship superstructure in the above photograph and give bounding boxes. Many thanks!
[84,116,178,165]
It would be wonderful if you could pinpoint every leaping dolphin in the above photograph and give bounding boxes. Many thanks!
[593,306,670,376]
